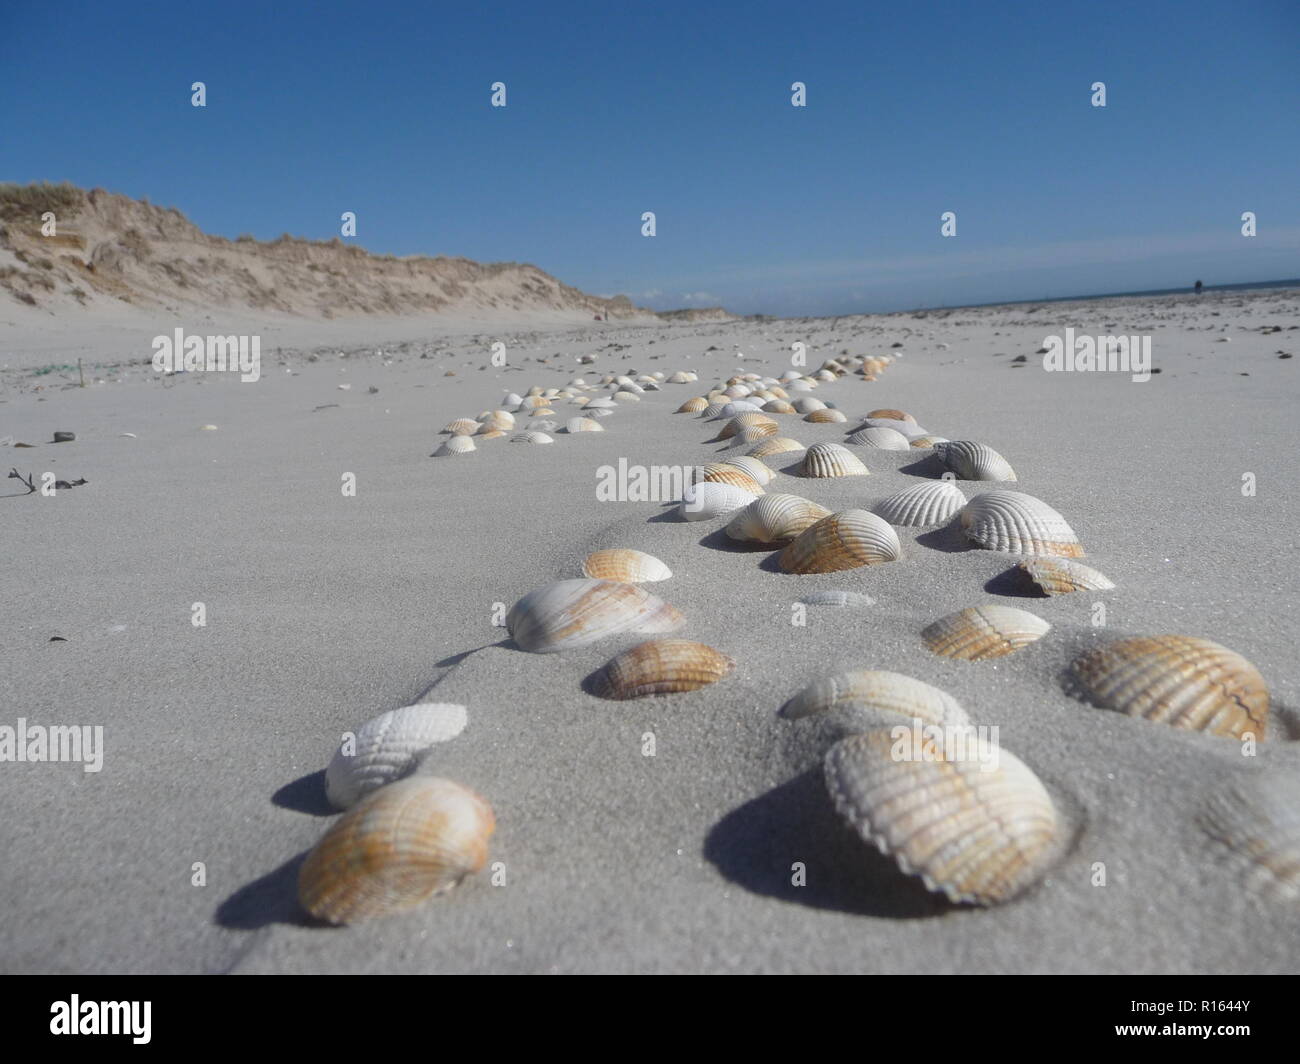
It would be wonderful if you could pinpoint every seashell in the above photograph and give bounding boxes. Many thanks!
[909,435,948,449]
[590,638,735,699]
[526,419,558,432]
[747,436,805,458]
[700,402,729,419]
[724,493,832,545]
[800,442,869,478]
[509,431,554,444]
[697,462,765,494]
[959,491,1084,557]
[762,399,796,414]
[714,412,777,440]
[502,392,523,409]
[768,386,789,399]
[1066,635,1269,740]
[584,397,616,409]
[871,481,966,527]
[508,578,685,653]
[865,408,917,424]
[530,408,557,417]
[726,423,779,448]
[719,455,777,486]
[477,410,515,429]
[798,590,876,609]
[325,704,468,810]
[846,426,911,450]
[1014,557,1115,596]
[677,481,756,521]
[823,729,1059,905]
[477,427,507,440]
[520,395,549,410]
[668,371,695,384]
[804,408,847,423]
[933,440,1017,481]
[614,391,639,403]
[298,777,495,924]
[723,384,751,398]
[781,669,970,733]
[443,418,479,436]
[713,401,763,419]
[779,509,901,573]
[1199,773,1300,901]
[433,436,475,457]
[582,548,672,583]
[564,417,604,433]
[921,605,1051,661]
[792,396,826,413]
[676,397,708,413]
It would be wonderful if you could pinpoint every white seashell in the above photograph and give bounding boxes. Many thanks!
[713,401,763,419]
[724,493,831,545]
[854,417,919,435]
[792,396,827,413]
[747,436,805,458]
[846,426,911,450]
[443,418,479,436]
[823,729,1060,905]
[798,590,876,609]
[933,441,1017,481]
[510,431,554,444]
[960,491,1085,557]
[786,379,814,393]
[581,548,672,583]
[720,455,777,486]
[800,442,869,478]
[507,578,685,653]
[1200,773,1300,901]
[871,481,966,527]
[527,419,558,432]
[700,402,729,419]
[434,436,475,457]
[325,704,468,810]
[564,417,604,433]
[921,605,1051,661]
[725,424,779,448]
[781,669,970,734]
[585,397,616,409]
[677,481,756,521]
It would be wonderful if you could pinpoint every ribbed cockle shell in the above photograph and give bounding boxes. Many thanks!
[1067,635,1269,740]
[590,639,735,699]
[779,509,901,573]
[298,777,495,924]
[507,578,685,653]
[823,730,1059,905]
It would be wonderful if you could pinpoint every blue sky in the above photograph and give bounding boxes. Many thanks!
[2,0,1297,316]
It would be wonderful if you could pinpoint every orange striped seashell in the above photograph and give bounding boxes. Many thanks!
[779,509,901,573]
[590,638,735,699]
[921,605,1051,661]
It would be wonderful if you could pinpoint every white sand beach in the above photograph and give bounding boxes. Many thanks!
[2,284,1297,974]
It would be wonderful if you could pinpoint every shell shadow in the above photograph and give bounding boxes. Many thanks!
[983,566,1042,597]
[914,520,971,554]
[696,526,770,553]
[899,454,949,479]
[215,851,317,930]
[646,505,683,523]
[702,768,951,919]
[434,641,505,667]
[272,770,334,816]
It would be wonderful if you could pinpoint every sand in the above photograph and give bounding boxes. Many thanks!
[1,286,1297,974]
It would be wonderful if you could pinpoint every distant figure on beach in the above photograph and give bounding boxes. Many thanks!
[1194,279,1203,294]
